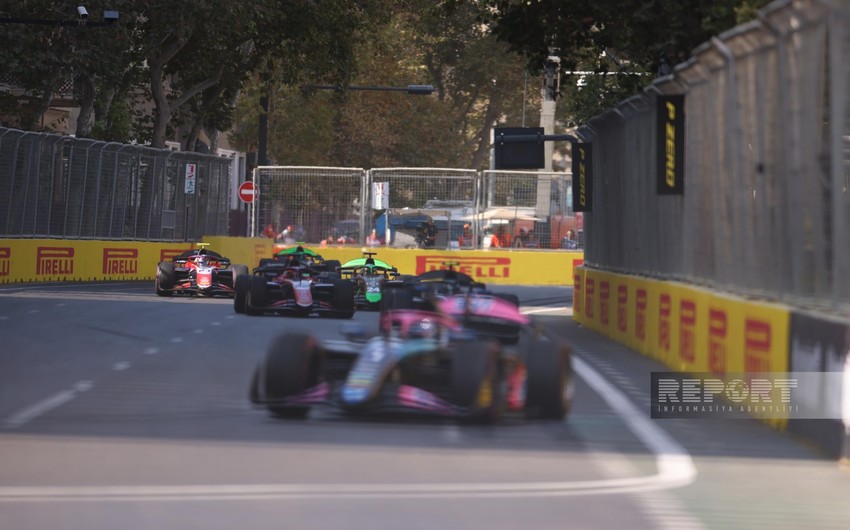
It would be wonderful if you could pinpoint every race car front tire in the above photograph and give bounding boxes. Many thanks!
[246,275,267,316]
[330,279,355,319]
[233,274,250,314]
[451,341,504,424]
[525,340,573,420]
[259,332,322,419]
[155,262,175,296]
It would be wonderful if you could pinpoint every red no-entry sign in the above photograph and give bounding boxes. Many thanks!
[238,181,256,203]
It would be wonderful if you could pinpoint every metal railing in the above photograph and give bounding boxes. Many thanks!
[576,0,850,310]
[0,127,233,241]
[250,166,578,250]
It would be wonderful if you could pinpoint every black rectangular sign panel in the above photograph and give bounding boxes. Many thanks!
[656,95,685,195]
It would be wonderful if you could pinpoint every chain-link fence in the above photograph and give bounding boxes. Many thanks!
[251,166,367,245]
[251,166,579,250]
[577,0,849,309]
[0,127,232,241]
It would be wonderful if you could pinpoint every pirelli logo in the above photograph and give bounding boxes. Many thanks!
[254,244,266,263]
[0,247,9,277]
[415,256,510,279]
[635,288,648,341]
[37,247,75,275]
[679,299,696,363]
[160,249,189,262]
[745,318,771,372]
[708,308,728,374]
[599,280,610,327]
[656,94,685,195]
[102,248,139,275]
[616,284,628,334]
[658,293,672,353]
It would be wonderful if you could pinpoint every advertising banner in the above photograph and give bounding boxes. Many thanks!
[571,143,593,212]
[656,95,685,195]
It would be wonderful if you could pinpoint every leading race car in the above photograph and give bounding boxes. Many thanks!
[259,245,340,274]
[339,251,406,310]
[155,243,248,297]
[383,262,522,344]
[234,255,355,318]
[249,281,573,423]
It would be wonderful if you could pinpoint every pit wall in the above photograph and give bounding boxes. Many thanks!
[0,237,584,286]
[573,266,850,459]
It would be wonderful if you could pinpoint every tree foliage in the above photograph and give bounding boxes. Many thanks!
[479,0,774,119]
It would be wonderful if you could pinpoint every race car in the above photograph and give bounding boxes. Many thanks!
[233,257,355,318]
[259,245,340,274]
[338,251,406,310]
[155,243,248,297]
[249,285,573,423]
[383,262,522,343]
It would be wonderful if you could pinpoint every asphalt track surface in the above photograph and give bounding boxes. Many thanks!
[1,282,849,529]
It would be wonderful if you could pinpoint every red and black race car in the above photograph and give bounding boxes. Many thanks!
[155,243,248,297]
[233,252,355,318]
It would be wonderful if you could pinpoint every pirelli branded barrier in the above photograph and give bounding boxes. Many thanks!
[0,238,583,286]
[573,266,850,459]
[0,238,274,283]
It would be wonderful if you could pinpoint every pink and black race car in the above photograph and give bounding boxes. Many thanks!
[155,243,248,297]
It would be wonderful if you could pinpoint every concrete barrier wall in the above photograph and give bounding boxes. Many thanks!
[573,266,850,458]
[0,237,583,286]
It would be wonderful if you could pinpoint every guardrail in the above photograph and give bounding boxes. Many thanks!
[0,237,583,287]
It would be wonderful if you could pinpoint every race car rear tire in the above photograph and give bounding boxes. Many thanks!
[331,279,355,319]
[451,341,503,424]
[525,340,573,420]
[380,286,416,311]
[233,274,250,314]
[230,264,249,286]
[493,293,520,308]
[323,260,341,273]
[246,275,267,316]
[155,262,175,296]
[260,332,322,419]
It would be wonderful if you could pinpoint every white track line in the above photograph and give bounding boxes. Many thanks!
[0,354,697,502]
[3,381,93,429]
[572,352,697,489]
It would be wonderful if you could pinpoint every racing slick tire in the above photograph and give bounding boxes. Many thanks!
[451,341,504,424]
[233,273,250,314]
[330,279,355,319]
[230,264,249,283]
[155,262,175,296]
[493,293,520,308]
[525,340,573,420]
[254,332,322,419]
[380,286,416,311]
[246,275,268,316]
[323,260,341,273]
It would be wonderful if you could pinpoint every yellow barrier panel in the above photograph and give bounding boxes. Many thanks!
[267,245,584,286]
[578,268,792,430]
[0,239,202,283]
[1,238,583,286]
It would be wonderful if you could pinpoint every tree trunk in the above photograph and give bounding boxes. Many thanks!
[23,88,54,131]
[74,75,97,138]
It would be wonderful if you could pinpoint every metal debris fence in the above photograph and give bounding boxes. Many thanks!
[0,127,232,241]
[576,0,850,309]
[250,166,578,250]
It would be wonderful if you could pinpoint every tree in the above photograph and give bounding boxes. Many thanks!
[480,0,775,118]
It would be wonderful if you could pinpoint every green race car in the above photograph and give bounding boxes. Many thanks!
[338,251,405,310]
